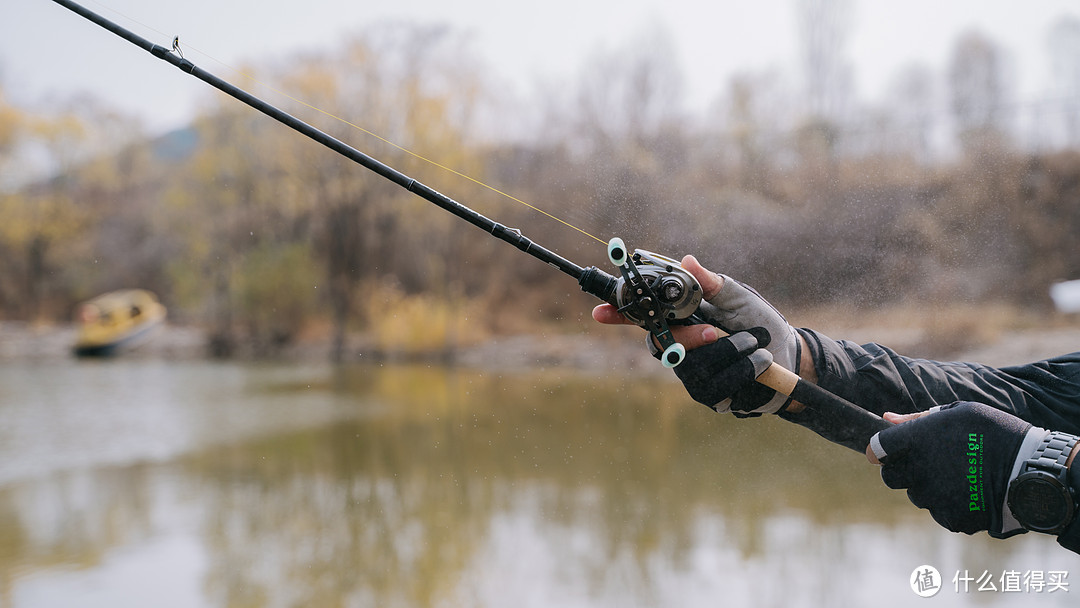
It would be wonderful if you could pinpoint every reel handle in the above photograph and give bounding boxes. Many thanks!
[607,237,689,366]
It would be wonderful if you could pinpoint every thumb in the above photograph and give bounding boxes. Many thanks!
[680,255,723,300]
[865,411,931,462]
[874,422,921,489]
[884,411,927,424]
[866,438,883,464]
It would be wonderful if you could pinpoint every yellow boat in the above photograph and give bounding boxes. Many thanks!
[72,289,167,357]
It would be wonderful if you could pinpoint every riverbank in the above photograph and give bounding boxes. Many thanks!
[0,322,206,362]
[2,315,1078,370]
[0,321,664,372]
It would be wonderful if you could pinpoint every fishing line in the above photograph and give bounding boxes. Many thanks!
[256,81,608,245]
[51,0,894,454]
[78,0,605,245]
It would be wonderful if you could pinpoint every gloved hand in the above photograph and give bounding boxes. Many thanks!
[867,402,1038,537]
[700,274,797,358]
[593,255,801,416]
[687,265,800,415]
[670,328,776,416]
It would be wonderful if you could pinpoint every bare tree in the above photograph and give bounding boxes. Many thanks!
[794,0,854,184]
[796,0,854,124]
[1047,16,1080,149]
[725,72,783,193]
[571,22,685,154]
[885,63,940,163]
[948,30,1011,155]
[559,22,689,245]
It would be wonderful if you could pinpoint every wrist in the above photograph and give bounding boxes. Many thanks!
[1059,462,1080,551]
[1058,462,1080,552]
[798,332,818,384]
[782,332,816,414]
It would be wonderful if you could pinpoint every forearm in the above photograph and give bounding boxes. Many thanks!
[795,328,1080,435]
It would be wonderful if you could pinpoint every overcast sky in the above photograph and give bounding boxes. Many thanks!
[4,0,1080,134]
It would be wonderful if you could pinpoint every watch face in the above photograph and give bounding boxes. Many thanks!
[1010,476,1072,533]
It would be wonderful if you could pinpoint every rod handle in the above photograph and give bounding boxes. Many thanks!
[698,319,892,453]
[756,363,891,452]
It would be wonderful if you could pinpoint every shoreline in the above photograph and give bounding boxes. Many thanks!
[2,320,1078,370]
[0,322,665,373]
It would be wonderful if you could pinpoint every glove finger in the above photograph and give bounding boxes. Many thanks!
[746,348,773,378]
[710,358,759,390]
[729,380,779,415]
[673,334,764,410]
[676,356,757,408]
[727,349,782,415]
[880,459,915,490]
[727,330,763,358]
[876,424,918,489]
[702,330,761,369]
[673,331,759,378]
[912,489,979,535]
[742,326,773,350]
[672,343,730,408]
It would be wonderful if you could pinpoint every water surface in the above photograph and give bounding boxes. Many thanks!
[0,359,1074,607]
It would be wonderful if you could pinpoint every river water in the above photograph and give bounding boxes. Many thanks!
[0,358,1074,607]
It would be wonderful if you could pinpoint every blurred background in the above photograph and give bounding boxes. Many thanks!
[1,0,1079,606]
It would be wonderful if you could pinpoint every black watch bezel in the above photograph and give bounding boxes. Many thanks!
[1008,469,1075,534]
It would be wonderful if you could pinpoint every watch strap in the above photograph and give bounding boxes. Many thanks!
[1020,432,1077,476]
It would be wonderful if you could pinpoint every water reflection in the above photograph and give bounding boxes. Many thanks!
[0,361,1074,607]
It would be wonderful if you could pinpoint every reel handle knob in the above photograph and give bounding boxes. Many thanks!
[660,342,686,368]
[607,237,628,267]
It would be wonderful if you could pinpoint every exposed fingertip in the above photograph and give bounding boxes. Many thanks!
[865,443,880,464]
[590,304,606,322]
[591,304,619,324]
[867,433,888,465]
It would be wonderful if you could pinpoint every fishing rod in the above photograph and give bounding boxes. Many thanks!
[49,0,890,453]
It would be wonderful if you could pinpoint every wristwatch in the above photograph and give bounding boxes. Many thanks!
[1007,432,1079,534]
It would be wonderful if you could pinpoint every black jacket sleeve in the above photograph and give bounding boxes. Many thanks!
[796,328,1080,436]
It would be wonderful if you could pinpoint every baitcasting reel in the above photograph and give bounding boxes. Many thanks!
[606,237,702,368]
